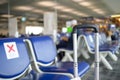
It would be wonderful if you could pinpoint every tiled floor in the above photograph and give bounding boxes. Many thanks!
[82,53,120,80]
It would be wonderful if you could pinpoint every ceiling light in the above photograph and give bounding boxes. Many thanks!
[59,15,72,18]
[54,6,74,13]
[111,14,120,17]
[79,2,92,6]
[71,11,86,16]
[32,9,44,13]
[37,1,57,7]
[72,0,83,2]
[93,9,101,12]
[54,5,67,10]
[59,15,68,17]
[97,11,105,15]
[78,13,89,16]
[60,8,74,12]
[1,14,14,18]
[14,6,33,11]
[93,9,105,15]
[71,11,79,14]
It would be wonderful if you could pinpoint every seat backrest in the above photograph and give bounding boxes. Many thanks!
[28,36,57,65]
[0,38,30,79]
[83,33,95,50]
[99,32,107,43]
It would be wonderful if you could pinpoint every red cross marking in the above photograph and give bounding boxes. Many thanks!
[7,44,15,53]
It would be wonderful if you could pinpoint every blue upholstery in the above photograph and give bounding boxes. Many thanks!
[83,33,95,50]
[28,36,90,78]
[20,68,71,80]
[84,32,118,54]
[99,33,119,52]
[38,74,71,80]
[28,36,57,64]
[40,61,89,77]
[0,38,30,79]
[99,42,118,53]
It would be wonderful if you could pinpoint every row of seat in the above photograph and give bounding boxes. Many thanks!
[0,35,90,80]
[74,30,119,70]
[57,27,120,70]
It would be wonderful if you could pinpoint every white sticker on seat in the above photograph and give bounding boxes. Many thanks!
[4,42,19,59]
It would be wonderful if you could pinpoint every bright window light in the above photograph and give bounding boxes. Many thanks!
[62,27,67,33]
[26,26,43,35]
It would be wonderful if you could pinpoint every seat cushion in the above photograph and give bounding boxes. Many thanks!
[38,74,71,80]
[40,61,89,77]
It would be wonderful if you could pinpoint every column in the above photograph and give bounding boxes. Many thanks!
[8,18,18,37]
[44,12,57,42]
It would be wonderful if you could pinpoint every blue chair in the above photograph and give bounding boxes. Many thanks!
[0,38,31,79]
[0,37,74,80]
[57,29,84,62]
[25,36,90,80]
[99,32,119,54]
[78,32,118,70]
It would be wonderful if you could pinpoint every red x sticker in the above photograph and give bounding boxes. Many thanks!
[4,42,19,59]
[7,44,15,53]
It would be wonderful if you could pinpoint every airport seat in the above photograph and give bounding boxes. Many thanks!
[99,32,120,54]
[57,29,84,62]
[0,38,31,80]
[57,32,74,62]
[25,35,90,79]
[0,37,77,80]
[57,47,74,62]
[78,32,118,70]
